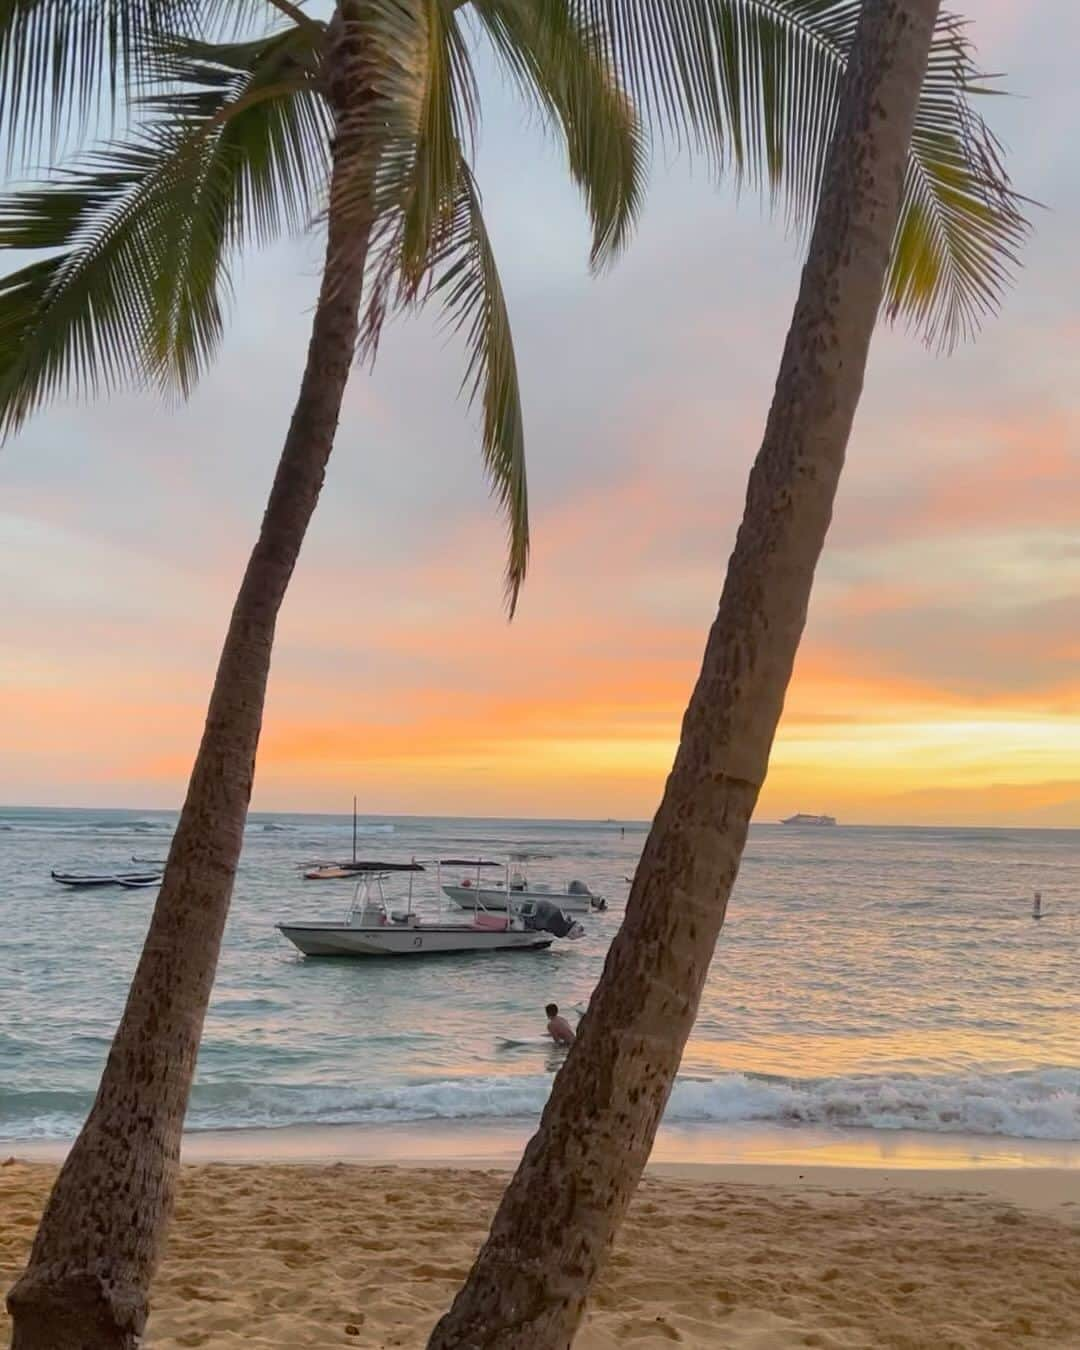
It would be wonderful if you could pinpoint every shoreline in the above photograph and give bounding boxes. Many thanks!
[6,1117,1079,1172]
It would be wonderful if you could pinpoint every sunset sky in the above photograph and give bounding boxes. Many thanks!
[2,1,1078,825]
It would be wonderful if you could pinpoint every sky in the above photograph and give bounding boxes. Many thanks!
[1,1,1078,826]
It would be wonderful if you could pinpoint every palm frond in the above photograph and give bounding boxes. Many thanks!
[360,151,529,614]
[322,0,433,251]
[342,3,527,607]
[469,0,646,270]
[343,0,472,330]
[138,26,329,244]
[0,26,329,434]
[0,0,277,165]
[433,161,529,613]
[382,1,478,282]
[0,133,193,436]
[565,0,1026,346]
[146,28,330,391]
[886,16,1027,348]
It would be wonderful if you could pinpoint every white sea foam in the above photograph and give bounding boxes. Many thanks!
[4,1068,1079,1146]
[665,1068,1080,1139]
[174,1068,1080,1139]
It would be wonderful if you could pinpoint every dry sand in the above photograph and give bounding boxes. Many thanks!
[3,1160,1079,1348]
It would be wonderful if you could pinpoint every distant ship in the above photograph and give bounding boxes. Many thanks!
[780,813,837,826]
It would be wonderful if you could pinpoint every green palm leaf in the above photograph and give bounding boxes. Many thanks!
[397,0,478,279]
[138,26,330,245]
[0,134,188,436]
[0,24,328,434]
[359,104,529,611]
[564,0,1026,346]
[350,0,532,610]
[146,29,330,390]
[468,0,646,269]
[354,0,650,608]
[433,160,528,615]
[0,0,273,164]
[321,0,440,246]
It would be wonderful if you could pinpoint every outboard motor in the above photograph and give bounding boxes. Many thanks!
[568,878,606,912]
[522,899,584,941]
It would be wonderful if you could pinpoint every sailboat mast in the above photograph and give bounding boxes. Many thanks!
[352,795,357,864]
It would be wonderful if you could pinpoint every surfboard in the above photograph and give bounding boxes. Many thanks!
[495,1036,564,1051]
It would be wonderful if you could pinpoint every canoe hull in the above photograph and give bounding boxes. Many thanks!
[51,871,163,889]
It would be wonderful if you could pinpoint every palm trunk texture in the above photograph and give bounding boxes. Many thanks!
[6,16,370,1350]
[429,2,941,1346]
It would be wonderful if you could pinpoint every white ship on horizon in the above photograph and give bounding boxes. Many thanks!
[780,813,837,827]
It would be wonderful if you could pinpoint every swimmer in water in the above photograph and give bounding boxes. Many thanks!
[545,1002,575,1046]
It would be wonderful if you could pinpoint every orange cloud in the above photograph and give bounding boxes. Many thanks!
[916,412,1080,534]
[5,340,1079,824]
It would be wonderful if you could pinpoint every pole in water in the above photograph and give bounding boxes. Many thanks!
[1032,890,1042,920]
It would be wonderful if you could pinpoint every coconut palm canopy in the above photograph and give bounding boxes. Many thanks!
[0,0,1025,608]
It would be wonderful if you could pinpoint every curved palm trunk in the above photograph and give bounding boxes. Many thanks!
[5,24,369,1350]
[429,2,940,1346]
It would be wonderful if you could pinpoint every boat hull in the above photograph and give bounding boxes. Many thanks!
[51,871,163,888]
[442,885,599,914]
[277,922,554,958]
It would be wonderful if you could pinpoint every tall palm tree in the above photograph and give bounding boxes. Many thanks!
[2,4,642,1346]
[429,1,1025,1345]
[1,2,1022,1348]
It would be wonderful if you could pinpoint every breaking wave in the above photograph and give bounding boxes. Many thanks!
[4,1068,1078,1143]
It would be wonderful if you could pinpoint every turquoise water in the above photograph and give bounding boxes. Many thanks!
[1,808,1078,1148]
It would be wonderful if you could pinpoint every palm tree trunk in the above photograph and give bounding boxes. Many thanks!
[429,2,941,1346]
[5,19,370,1350]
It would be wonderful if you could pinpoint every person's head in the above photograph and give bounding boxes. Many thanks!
[545,1003,558,1018]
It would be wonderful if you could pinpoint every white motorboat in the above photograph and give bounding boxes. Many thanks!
[277,869,585,958]
[779,813,837,827]
[441,855,608,914]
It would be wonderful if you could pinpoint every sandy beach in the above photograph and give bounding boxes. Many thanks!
[3,1159,1079,1348]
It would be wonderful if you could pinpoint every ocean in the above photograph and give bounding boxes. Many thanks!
[2,807,1078,1160]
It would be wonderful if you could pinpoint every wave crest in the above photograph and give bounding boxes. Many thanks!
[3,1068,1077,1143]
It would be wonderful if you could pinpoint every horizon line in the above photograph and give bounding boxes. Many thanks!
[2,803,1078,832]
